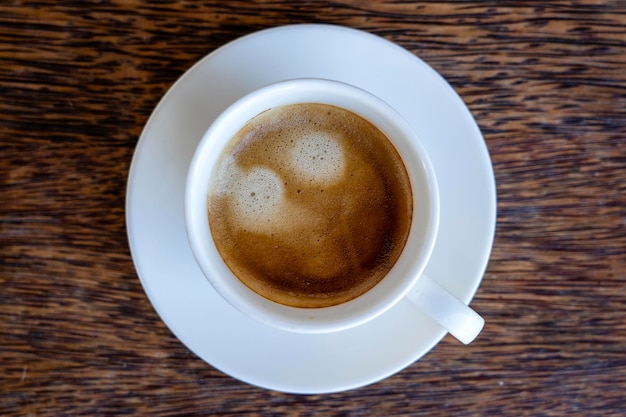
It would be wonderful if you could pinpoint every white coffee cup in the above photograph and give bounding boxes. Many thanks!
[185,79,483,344]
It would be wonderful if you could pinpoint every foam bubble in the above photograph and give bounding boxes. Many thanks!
[288,131,345,185]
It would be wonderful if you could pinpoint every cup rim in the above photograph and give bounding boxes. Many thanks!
[185,78,440,333]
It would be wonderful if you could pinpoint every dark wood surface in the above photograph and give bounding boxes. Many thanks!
[2,1,625,415]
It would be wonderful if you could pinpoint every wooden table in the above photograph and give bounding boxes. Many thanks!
[2,1,625,415]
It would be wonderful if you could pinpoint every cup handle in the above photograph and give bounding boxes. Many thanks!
[406,274,484,344]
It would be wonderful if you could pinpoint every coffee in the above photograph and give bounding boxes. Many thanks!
[207,103,412,308]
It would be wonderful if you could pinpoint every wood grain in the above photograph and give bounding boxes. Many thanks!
[2,1,625,416]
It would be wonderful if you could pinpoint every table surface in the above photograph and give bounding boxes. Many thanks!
[2,1,625,416]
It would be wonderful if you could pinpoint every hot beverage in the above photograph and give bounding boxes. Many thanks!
[207,103,412,308]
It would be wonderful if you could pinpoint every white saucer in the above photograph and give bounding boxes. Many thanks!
[126,24,496,394]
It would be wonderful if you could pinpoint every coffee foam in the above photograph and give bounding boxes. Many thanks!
[286,130,345,186]
[208,103,412,308]
[214,162,317,235]
[220,165,284,232]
